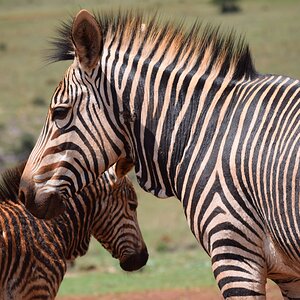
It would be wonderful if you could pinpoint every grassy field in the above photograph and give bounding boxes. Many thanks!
[0,0,300,297]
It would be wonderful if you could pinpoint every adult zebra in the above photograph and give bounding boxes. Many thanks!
[1,160,147,299]
[19,9,300,299]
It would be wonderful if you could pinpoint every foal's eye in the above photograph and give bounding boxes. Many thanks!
[128,202,137,211]
[51,106,71,121]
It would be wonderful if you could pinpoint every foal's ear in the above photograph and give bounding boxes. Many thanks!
[72,9,102,70]
[115,158,134,178]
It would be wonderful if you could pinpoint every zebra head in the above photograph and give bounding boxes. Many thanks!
[93,159,148,271]
[19,10,129,219]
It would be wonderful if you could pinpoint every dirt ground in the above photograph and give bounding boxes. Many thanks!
[58,283,283,299]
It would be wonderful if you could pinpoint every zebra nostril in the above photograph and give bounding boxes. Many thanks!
[18,184,36,209]
[19,190,25,204]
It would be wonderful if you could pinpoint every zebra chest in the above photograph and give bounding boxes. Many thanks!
[264,233,300,280]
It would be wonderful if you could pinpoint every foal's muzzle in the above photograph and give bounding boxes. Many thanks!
[119,247,149,272]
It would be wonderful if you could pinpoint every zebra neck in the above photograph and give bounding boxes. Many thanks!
[112,48,243,200]
[51,196,93,261]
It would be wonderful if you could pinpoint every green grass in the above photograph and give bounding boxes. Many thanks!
[59,246,216,296]
[0,0,300,296]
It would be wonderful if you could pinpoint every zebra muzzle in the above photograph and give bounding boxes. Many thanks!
[19,187,65,220]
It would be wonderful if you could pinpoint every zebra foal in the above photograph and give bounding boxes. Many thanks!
[0,160,147,299]
[19,10,300,299]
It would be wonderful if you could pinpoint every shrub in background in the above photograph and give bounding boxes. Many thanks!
[211,0,241,13]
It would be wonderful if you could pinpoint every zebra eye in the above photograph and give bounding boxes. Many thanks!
[51,106,71,121]
[128,202,137,211]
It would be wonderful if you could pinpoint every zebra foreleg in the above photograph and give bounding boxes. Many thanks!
[211,249,267,299]
[201,196,267,299]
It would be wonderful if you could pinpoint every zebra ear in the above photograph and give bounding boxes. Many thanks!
[115,158,134,178]
[72,9,102,70]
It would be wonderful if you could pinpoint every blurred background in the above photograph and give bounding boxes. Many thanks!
[1,0,300,299]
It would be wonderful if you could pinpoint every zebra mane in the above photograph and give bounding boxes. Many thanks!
[0,162,26,203]
[46,11,256,80]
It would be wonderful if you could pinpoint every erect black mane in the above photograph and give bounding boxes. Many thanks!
[0,162,26,202]
[46,11,256,80]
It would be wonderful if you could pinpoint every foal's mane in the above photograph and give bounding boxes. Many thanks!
[47,11,256,80]
[0,162,26,202]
